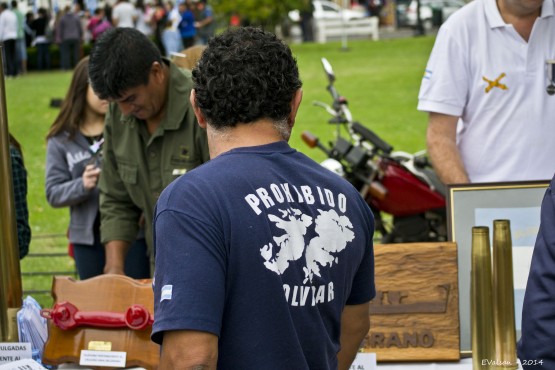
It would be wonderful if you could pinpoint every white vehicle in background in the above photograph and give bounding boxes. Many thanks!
[288,0,367,23]
[405,0,466,30]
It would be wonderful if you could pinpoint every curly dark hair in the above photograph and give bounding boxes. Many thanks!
[88,27,162,100]
[192,27,302,129]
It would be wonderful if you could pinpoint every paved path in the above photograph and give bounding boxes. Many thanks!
[379,26,438,39]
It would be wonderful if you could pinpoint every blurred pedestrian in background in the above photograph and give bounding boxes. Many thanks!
[161,14,182,57]
[135,0,153,37]
[30,7,51,70]
[299,0,314,42]
[178,0,195,48]
[0,2,18,77]
[10,0,26,74]
[56,5,82,70]
[24,11,33,48]
[87,7,111,43]
[151,0,167,55]
[193,0,214,45]
[112,0,136,28]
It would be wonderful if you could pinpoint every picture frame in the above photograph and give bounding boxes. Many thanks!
[447,180,550,354]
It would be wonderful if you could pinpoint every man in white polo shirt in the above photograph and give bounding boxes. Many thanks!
[417,0,555,184]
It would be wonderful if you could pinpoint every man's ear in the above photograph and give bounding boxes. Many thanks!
[288,88,303,129]
[190,89,207,129]
[150,61,165,84]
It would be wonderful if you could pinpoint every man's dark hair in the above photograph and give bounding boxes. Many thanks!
[192,27,302,129]
[88,27,163,100]
[0,3,8,10]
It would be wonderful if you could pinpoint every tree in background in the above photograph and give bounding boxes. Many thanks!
[211,0,304,31]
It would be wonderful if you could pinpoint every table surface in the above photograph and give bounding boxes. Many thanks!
[58,359,476,369]
[56,357,528,369]
[377,358,472,369]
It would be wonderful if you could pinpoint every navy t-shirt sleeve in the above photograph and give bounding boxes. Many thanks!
[518,177,555,369]
[152,206,226,345]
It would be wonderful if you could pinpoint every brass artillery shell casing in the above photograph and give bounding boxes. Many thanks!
[492,220,518,369]
[6,308,19,342]
[471,226,495,369]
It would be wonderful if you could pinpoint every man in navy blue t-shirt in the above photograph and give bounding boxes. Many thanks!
[518,174,555,369]
[152,26,376,370]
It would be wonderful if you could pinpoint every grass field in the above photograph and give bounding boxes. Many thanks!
[3,35,436,307]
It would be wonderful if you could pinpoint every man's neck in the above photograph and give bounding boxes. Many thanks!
[207,119,287,159]
[497,0,541,41]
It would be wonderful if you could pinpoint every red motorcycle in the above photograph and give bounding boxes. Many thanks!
[301,58,447,243]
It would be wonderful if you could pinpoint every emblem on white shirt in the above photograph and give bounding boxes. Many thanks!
[482,73,508,93]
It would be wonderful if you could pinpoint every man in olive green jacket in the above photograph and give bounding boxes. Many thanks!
[89,27,209,276]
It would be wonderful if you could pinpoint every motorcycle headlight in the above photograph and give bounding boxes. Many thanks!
[321,158,345,177]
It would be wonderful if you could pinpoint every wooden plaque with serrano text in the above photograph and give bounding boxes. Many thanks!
[362,242,460,361]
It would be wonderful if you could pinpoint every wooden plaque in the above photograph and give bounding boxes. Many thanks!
[42,275,159,369]
[363,242,460,361]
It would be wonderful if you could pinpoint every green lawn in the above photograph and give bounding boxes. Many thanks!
[3,35,436,307]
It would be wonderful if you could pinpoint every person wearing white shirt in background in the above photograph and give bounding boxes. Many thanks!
[112,0,137,28]
[10,0,26,74]
[165,0,181,32]
[0,2,18,77]
[135,0,153,36]
[417,0,555,185]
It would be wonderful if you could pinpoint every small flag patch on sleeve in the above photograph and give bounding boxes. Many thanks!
[161,285,173,302]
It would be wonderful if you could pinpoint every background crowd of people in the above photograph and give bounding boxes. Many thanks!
[0,0,216,76]
[2,0,216,278]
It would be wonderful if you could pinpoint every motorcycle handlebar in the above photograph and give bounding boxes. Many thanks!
[327,83,340,103]
[313,101,337,117]
[351,121,393,155]
[301,131,332,157]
